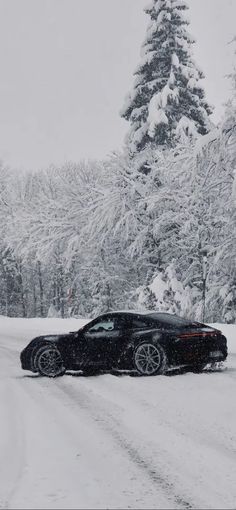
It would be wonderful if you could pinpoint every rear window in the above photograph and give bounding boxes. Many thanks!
[147,313,195,329]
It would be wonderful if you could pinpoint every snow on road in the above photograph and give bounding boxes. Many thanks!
[0,317,236,509]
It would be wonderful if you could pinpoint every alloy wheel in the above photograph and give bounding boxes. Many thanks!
[134,343,164,375]
[37,347,65,377]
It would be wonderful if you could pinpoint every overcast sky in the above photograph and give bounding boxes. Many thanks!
[0,0,235,171]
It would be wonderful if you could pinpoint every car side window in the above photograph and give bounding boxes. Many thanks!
[132,318,149,329]
[86,316,126,334]
[131,317,155,329]
[88,318,115,333]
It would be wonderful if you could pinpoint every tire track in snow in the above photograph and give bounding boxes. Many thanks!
[87,373,236,461]
[50,380,194,509]
[16,376,178,510]
[54,375,236,510]
[3,341,236,509]
[52,378,195,510]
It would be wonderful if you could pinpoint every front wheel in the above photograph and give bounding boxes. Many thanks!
[34,345,66,377]
[134,342,166,376]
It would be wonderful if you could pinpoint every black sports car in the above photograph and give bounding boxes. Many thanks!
[20,311,228,378]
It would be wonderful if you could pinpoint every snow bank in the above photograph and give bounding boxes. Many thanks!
[0,316,89,351]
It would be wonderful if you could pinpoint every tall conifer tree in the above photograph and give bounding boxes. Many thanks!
[121,0,212,153]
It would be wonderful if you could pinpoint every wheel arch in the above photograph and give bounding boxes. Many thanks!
[121,330,170,369]
[31,341,62,371]
[133,339,167,375]
[33,343,66,377]
[132,330,168,351]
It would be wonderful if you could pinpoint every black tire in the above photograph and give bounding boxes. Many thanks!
[34,345,66,378]
[133,342,167,376]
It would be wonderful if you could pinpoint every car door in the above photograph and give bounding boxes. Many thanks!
[79,315,127,367]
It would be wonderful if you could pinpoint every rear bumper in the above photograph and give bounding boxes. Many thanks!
[170,335,228,366]
[200,347,227,364]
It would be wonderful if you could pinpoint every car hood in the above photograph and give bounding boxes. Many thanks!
[38,334,65,341]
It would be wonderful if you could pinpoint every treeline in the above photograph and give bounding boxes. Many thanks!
[0,102,235,321]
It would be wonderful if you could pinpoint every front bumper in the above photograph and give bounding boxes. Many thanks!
[20,348,34,371]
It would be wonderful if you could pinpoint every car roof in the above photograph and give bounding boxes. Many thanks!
[99,310,163,317]
[96,311,195,327]
[98,311,191,322]
[100,310,150,316]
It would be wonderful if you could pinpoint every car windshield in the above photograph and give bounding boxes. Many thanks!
[146,313,198,328]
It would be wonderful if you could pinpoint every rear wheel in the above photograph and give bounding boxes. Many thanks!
[134,342,166,376]
[35,345,66,378]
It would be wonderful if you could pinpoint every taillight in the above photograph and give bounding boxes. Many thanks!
[177,331,218,339]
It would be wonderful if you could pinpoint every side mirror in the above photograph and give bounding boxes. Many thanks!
[70,326,86,338]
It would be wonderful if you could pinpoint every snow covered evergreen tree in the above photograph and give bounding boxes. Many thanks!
[121,0,212,153]
[134,263,192,316]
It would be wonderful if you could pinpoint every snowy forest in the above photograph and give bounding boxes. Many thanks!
[0,0,235,323]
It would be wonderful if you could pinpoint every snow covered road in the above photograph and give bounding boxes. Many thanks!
[0,318,236,509]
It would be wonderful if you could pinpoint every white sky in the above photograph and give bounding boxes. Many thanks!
[0,0,235,171]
